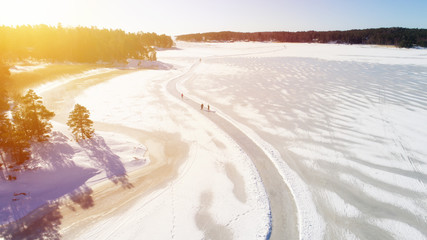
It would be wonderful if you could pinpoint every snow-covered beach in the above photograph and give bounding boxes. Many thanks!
[1,42,427,239]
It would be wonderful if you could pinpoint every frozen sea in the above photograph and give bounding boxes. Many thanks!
[160,42,427,239]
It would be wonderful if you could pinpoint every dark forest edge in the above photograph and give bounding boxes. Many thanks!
[0,24,174,63]
[176,28,427,48]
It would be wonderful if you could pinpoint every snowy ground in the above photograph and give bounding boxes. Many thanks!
[171,42,427,239]
[1,42,426,240]
[71,69,270,239]
[1,45,271,239]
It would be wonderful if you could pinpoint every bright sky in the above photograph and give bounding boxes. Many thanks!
[1,0,426,35]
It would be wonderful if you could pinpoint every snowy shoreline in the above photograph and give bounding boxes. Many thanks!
[1,47,273,239]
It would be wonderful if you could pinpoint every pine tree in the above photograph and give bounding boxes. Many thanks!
[0,62,10,88]
[0,61,10,113]
[67,104,94,141]
[5,125,31,166]
[1,112,31,168]
[0,91,11,171]
[13,89,55,142]
[0,62,13,170]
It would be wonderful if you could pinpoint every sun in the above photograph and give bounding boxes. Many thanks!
[0,0,81,27]
[2,1,51,26]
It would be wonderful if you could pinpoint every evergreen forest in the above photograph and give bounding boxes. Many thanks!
[0,24,174,63]
[176,28,427,48]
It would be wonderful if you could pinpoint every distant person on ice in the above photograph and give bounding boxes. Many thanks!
[208,105,210,111]
[201,103,204,110]
[181,93,183,99]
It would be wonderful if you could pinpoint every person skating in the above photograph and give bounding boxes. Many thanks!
[201,103,204,110]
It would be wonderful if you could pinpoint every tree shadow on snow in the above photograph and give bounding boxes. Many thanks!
[31,131,76,169]
[0,202,63,240]
[0,131,97,239]
[0,132,133,239]
[79,135,134,189]
[0,168,97,239]
[69,185,94,210]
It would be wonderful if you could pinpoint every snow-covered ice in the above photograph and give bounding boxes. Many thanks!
[172,42,427,239]
[1,41,427,240]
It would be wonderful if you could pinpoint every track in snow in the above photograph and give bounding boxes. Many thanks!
[166,59,299,240]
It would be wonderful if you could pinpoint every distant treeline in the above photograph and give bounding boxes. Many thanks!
[176,28,427,48]
[0,24,174,62]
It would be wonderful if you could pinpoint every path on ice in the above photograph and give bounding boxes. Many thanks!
[166,60,299,239]
[173,42,427,239]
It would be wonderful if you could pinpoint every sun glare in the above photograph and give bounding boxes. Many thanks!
[0,0,90,28]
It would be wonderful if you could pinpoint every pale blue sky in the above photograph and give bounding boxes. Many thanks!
[1,0,426,35]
